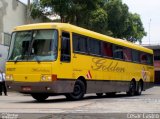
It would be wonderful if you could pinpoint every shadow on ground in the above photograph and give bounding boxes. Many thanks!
[15,93,149,104]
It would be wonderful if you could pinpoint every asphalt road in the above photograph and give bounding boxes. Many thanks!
[0,86,160,119]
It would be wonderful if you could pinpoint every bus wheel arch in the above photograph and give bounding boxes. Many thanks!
[65,76,86,100]
[127,79,136,96]
[77,76,87,92]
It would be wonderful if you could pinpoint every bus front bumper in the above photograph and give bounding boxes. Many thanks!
[6,80,75,94]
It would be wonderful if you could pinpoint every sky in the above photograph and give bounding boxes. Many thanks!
[20,0,160,45]
[123,0,160,45]
[19,0,27,4]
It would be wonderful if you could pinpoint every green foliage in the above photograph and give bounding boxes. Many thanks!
[31,0,146,43]
[126,13,147,43]
[105,0,129,38]
[104,0,146,43]
[88,8,108,35]
[31,3,43,19]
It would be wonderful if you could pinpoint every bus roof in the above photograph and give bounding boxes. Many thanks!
[14,23,153,54]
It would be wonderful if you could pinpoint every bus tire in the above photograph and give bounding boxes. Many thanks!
[106,92,116,96]
[136,81,143,95]
[31,93,49,102]
[127,80,136,96]
[65,80,85,100]
[96,93,103,97]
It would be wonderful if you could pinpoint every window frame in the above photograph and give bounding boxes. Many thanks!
[72,33,88,54]
[71,32,153,66]
[123,47,132,62]
[60,31,71,62]
[101,41,113,58]
[132,50,140,63]
[113,45,124,60]
[87,37,101,56]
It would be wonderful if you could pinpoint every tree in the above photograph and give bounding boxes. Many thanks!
[31,0,146,43]
[87,8,108,35]
[105,0,129,38]
[32,0,101,23]
[124,13,146,43]
[104,0,146,43]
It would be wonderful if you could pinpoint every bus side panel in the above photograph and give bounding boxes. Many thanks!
[72,54,154,94]
[86,80,129,93]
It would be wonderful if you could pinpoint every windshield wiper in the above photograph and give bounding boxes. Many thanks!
[33,54,41,64]
[14,55,21,63]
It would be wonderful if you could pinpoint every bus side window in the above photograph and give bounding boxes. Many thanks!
[147,54,153,65]
[132,50,140,63]
[101,42,113,58]
[140,53,147,64]
[113,45,124,60]
[123,48,132,61]
[61,32,71,62]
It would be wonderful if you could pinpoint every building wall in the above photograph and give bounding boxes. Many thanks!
[0,45,8,72]
[0,0,43,43]
[0,0,8,43]
[0,0,27,44]
[3,0,27,34]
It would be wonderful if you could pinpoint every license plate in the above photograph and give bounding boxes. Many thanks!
[22,86,31,91]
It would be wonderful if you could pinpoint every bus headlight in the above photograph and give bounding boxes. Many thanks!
[6,74,13,81]
[41,75,46,81]
[41,75,52,82]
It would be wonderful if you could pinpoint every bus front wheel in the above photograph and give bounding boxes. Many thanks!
[65,80,86,100]
[31,93,49,102]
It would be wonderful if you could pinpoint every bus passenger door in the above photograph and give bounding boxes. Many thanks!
[59,31,73,80]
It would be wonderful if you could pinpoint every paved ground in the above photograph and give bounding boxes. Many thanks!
[0,86,160,119]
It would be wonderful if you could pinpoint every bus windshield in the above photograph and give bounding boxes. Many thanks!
[8,29,58,62]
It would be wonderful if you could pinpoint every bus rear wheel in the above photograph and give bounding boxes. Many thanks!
[65,80,86,100]
[106,92,116,96]
[127,80,136,96]
[96,93,103,97]
[136,81,143,95]
[31,93,49,102]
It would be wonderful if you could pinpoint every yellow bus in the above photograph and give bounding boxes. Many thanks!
[6,23,154,101]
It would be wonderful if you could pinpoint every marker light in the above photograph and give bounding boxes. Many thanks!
[41,75,52,82]
[6,74,13,81]
[52,74,57,81]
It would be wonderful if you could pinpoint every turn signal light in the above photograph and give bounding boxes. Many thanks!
[52,74,57,81]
